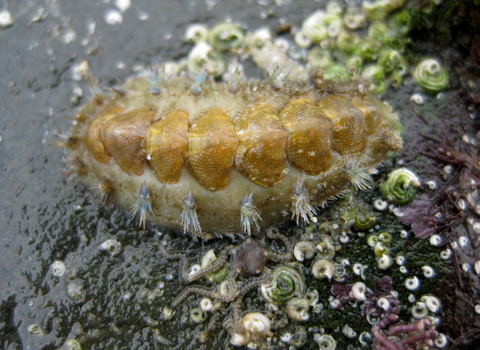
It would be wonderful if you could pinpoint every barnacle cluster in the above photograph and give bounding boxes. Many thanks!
[294,1,412,94]
[151,184,449,348]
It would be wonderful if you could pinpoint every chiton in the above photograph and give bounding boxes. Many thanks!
[67,74,402,239]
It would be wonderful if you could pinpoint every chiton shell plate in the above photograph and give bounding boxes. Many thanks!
[68,76,402,238]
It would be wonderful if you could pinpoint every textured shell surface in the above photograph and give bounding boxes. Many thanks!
[68,75,402,238]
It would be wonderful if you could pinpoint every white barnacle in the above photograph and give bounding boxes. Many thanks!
[405,276,421,291]
[373,199,388,211]
[294,241,315,262]
[408,294,416,303]
[28,324,43,336]
[230,333,249,347]
[429,234,442,246]
[411,301,429,319]
[280,332,292,344]
[435,333,448,348]
[473,222,480,234]
[345,158,376,191]
[458,235,469,247]
[240,193,262,235]
[421,295,441,313]
[51,261,66,277]
[314,334,337,350]
[377,255,391,270]
[399,266,408,274]
[201,249,217,269]
[315,236,335,260]
[395,255,405,265]
[188,264,202,276]
[350,282,367,301]
[129,184,153,229]
[187,42,226,77]
[410,93,424,105]
[343,8,366,29]
[339,232,350,243]
[0,9,14,28]
[301,11,329,43]
[65,339,82,350]
[98,239,122,256]
[291,177,317,225]
[377,297,391,311]
[440,248,452,260]
[462,263,470,272]
[353,263,363,275]
[294,31,312,48]
[426,180,437,189]
[286,297,310,321]
[312,259,335,280]
[185,23,209,43]
[242,312,271,335]
[421,266,436,278]
[329,297,342,309]
[342,324,357,339]
[161,307,174,320]
[358,332,373,348]
[200,298,213,312]
[474,261,480,275]
[305,289,319,306]
[181,192,202,235]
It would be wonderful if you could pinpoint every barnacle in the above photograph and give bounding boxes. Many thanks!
[187,42,226,77]
[378,49,407,74]
[343,8,366,30]
[261,265,306,305]
[98,239,122,256]
[361,64,386,95]
[293,241,315,262]
[362,0,407,21]
[190,307,208,323]
[323,64,351,82]
[314,334,337,350]
[308,47,334,68]
[315,235,336,260]
[185,23,209,43]
[379,168,420,205]
[207,22,245,51]
[413,58,449,93]
[342,206,376,230]
[312,259,335,280]
[336,30,361,54]
[285,297,310,321]
[242,312,271,335]
[356,38,382,61]
[301,11,329,43]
